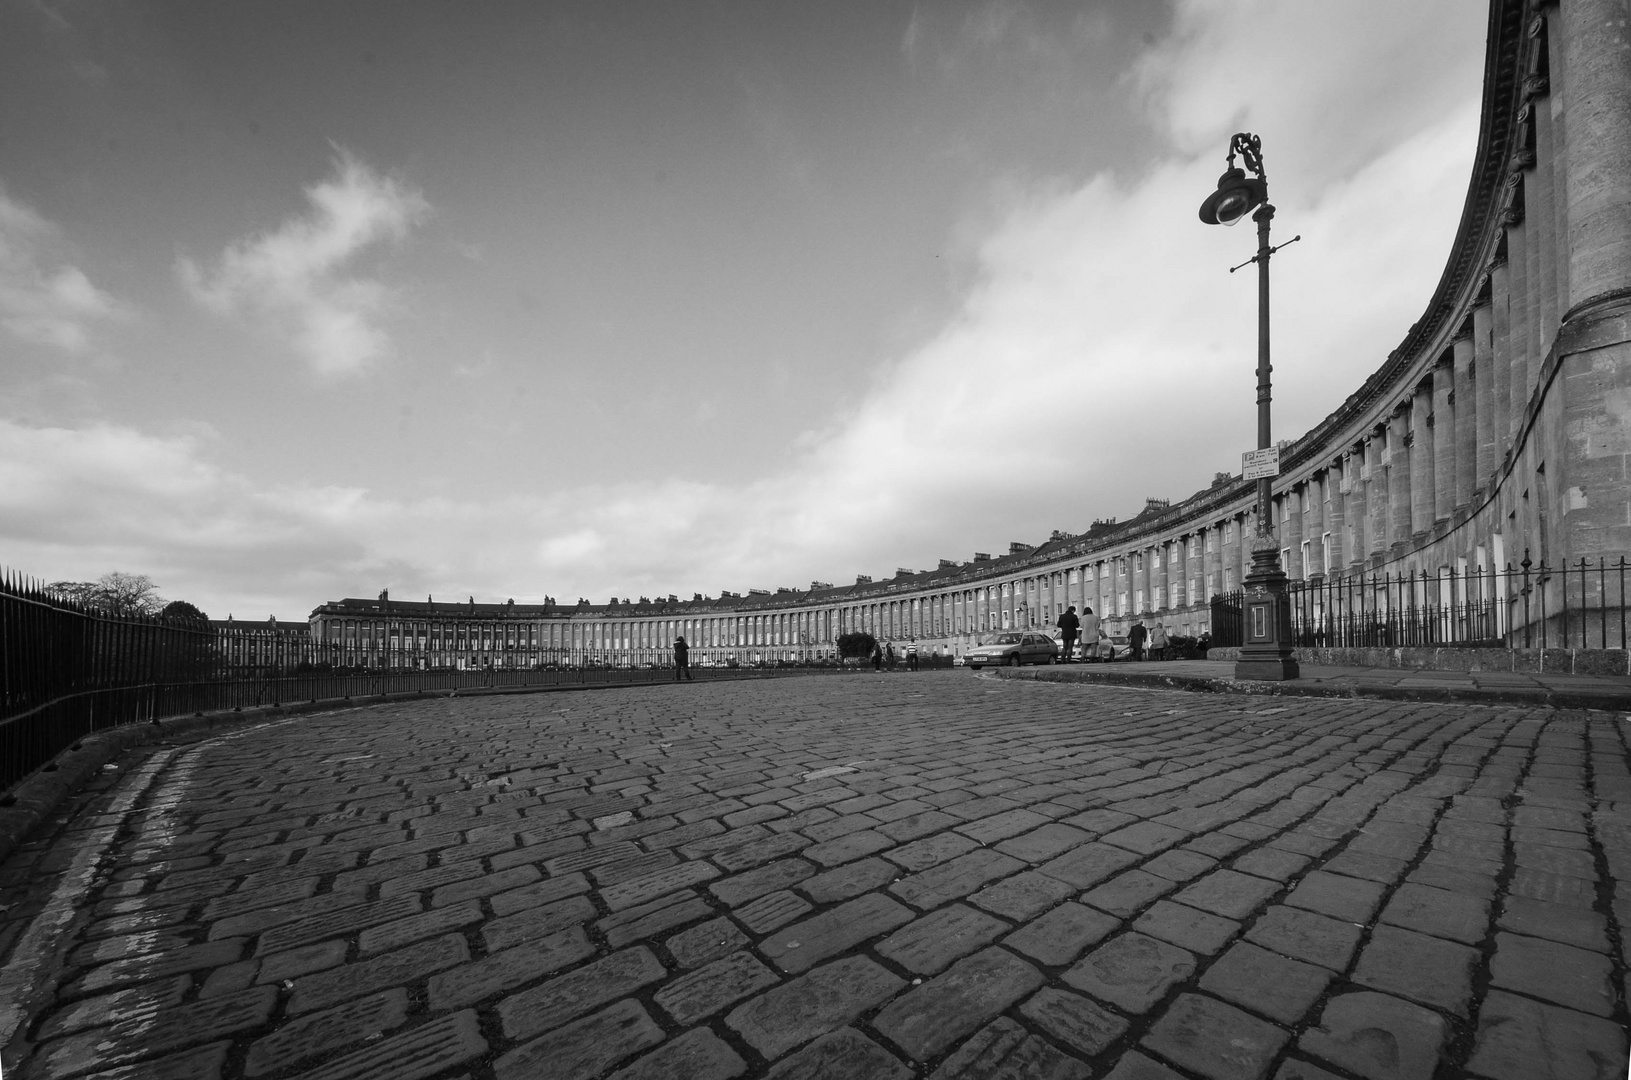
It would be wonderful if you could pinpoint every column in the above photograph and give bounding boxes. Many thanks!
[1533,88,1562,352]
[1307,473,1328,574]
[1365,431,1388,557]
[1433,359,1456,521]
[1546,9,1572,323]
[1452,333,1476,509]
[1507,210,1533,435]
[1284,486,1305,578]
[1408,385,1433,535]
[1332,457,1352,570]
[1491,248,1516,447]
[1559,0,1631,565]
[1151,544,1167,611]
[1472,296,1497,491]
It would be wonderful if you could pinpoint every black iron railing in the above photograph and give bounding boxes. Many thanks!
[1211,553,1629,652]
[1,571,954,791]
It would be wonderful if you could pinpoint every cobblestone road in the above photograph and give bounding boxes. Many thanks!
[3,672,1630,1080]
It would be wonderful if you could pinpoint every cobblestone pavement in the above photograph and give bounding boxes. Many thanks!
[2,671,1630,1080]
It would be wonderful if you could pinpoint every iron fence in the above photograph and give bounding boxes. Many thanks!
[1211,553,1629,652]
[0,571,955,791]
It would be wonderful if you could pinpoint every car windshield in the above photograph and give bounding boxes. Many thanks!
[984,633,1024,645]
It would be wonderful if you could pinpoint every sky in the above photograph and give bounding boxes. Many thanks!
[0,0,1487,620]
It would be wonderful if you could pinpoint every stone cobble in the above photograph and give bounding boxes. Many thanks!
[3,673,1629,1079]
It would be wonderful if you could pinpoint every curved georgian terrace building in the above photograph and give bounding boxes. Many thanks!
[310,0,1629,670]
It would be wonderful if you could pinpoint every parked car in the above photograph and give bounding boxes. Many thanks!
[965,632,1060,669]
[1076,634,1130,662]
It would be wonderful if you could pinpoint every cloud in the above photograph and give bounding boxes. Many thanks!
[178,147,429,378]
[5,2,1490,617]
[0,184,126,354]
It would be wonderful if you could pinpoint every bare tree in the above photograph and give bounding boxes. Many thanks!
[47,572,166,617]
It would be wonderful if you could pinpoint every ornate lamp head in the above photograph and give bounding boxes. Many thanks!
[1199,133,1268,226]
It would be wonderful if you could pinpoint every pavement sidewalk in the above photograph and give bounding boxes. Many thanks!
[995,658,1631,711]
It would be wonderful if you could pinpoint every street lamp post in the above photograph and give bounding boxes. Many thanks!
[1199,133,1299,681]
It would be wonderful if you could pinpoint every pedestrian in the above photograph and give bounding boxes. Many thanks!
[1057,606,1080,661]
[1129,621,1148,662]
[674,636,693,681]
[1079,606,1100,662]
[885,641,896,670]
[871,640,883,672]
[906,640,919,670]
[1150,622,1169,661]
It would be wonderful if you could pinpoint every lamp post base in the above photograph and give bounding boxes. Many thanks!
[1232,535,1300,682]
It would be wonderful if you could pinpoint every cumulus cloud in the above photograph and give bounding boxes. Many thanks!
[0,184,126,354]
[5,2,1490,615]
[178,147,428,378]
[511,0,1485,600]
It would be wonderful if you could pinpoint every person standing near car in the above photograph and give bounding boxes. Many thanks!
[1129,621,1148,661]
[1079,606,1100,661]
[1150,622,1169,661]
[674,636,693,681]
[1057,606,1080,662]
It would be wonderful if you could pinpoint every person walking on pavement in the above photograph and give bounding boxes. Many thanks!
[674,636,693,681]
[885,641,896,670]
[1057,606,1080,662]
[1150,622,1169,661]
[871,640,883,672]
[1129,621,1148,662]
[906,640,919,671]
[1079,606,1100,662]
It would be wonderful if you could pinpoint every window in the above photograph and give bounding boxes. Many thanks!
[1224,568,1235,590]
[1224,522,1236,544]
[1205,532,1216,553]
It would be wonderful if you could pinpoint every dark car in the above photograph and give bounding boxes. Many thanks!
[965,632,1060,669]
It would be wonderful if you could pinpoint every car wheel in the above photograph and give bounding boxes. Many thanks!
[1007,654,1021,668]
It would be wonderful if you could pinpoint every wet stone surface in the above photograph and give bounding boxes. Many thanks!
[2,672,1630,1078]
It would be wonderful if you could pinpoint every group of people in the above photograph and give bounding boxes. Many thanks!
[869,639,919,671]
[1056,606,1171,662]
